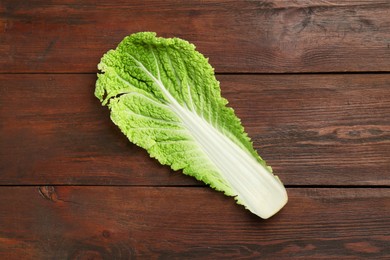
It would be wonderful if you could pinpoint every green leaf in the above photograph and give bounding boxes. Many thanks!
[95,32,287,219]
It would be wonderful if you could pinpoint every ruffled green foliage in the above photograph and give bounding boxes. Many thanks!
[95,32,287,218]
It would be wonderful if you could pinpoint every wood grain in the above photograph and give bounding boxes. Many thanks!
[2,1,389,259]
[1,74,389,186]
[0,186,389,259]
[1,0,389,73]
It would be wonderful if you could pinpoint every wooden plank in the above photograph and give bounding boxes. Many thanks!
[1,0,389,73]
[1,74,389,185]
[0,187,389,259]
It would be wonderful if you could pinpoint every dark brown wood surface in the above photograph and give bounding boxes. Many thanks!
[1,0,389,259]
[1,0,390,73]
[1,74,389,186]
[0,187,389,259]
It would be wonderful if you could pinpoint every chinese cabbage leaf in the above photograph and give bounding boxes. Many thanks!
[95,32,287,219]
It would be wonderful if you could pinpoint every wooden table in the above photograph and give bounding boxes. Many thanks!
[1,1,389,259]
